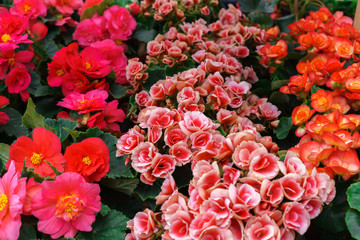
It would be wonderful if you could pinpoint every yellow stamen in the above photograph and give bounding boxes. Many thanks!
[1,34,11,43]
[8,58,15,66]
[31,153,43,165]
[56,69,65,76]
[85,62,91,70]
[56,194,85,220]
[23,4,31,12]
[0,194,8,212]
[82,156,91,165]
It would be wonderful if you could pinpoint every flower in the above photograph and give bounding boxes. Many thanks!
[31,172,101,239]
[8,127,65,177]
[0,161,26,240]
[292,105,315,126]
[64,137,110,182]
[78,0,103,16]
[43,0,83,15]
[4,66,31,93]
[127,209,157,239]
[244,214,281,240]
[103,6,136,41]
[10,0,47,19]
[57,89,108,114]
[73,14,107,47]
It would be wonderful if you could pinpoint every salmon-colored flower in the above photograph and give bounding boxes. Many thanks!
[31,172,101,239]
[334,38,354,59]
[323,149,360,180]
[0,161,26,240]
[8,127,65,177]
[64,138,110,182]
[310,89,333,112]
[292,105,315,126]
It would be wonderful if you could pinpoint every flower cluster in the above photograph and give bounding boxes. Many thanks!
[126,150,335,240]
[2,127,109,239]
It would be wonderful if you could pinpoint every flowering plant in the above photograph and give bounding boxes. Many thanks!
[0,0,359,239]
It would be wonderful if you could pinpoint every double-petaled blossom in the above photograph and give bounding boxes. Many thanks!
[31,172,101,239]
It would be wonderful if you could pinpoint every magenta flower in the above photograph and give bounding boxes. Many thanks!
[57,89,108,114]
[31,172,101,239]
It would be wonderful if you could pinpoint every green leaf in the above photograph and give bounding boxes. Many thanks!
[100,177,139,195]
[0,143,10,172]
[238,0,277,13]
[271,80,289,90]
[35,86,59,97]
[0,108,28,137]
[346,209,360,239]
[275,14,296,33]
[165,65,188,77]
[22,98,55,132]
[64,128,81,141]
[276,117,292,140]
[135,179,164,201]
[315,181,350,233]
[35,97,62,118]
[81,0,113,21]
[249,13,273,28]
[27,70,41,95]
[18,223,37,240]
[76,128,134,179]
[76,210,128,240]
[347,182,360,212]
[99,204,111,216]
[109,84,126,99]
[143,66,166,90]
[311,85,322,95]
[132,29,157,43]
[44,118,77,142]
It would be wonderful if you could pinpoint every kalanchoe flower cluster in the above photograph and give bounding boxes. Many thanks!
[126,149,336,240]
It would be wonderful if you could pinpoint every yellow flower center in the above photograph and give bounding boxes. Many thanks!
[0,194,8,212]
[8,58,15,66]
[114,39,122,45]
[23,4,31,12]
[31,153,43,165]
[82,156,91,165]
[56,194,85,220]
[1,34,11,43]
[85,62,91,70]
[56,69,65,76]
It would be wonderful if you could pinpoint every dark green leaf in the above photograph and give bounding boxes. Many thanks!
[64,128,81,141]
[276,117,292,140]
[143,66,166,90]
[109,84,126,99]
[0,108,28,137]
[135,179,164,201]
[76,128,134,178]
[311,85,322,95]
[315,181,350,233]
[276,14,296,33]
[133,29,157,43]
[99,204,111,216]
[165,65,188,76]
[18,223,37,240]
[249,13,273,28]
[271,80,289,90]
[238,0,277,13]
[346,209,360,239]
[76,210,128,240]
[27,70,41,95]
[0,143,9,172]
[269,91,289,107]
[22,98,55,132]
[100,177,139,195]
[347,182,360,212]
[35,97,62,118]
[81,0,113,21]
[35,86,59,97]
[44,118,77,142]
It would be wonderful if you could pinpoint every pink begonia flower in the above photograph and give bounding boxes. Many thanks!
[31,172,101,239]
[127,208,157,239]
[57,89,108,114]
[10,0,47,19]
[244,214,281,240]
[0,43,34,79]
[43,0,83,15]
[0,161,26,240]
[73,14,108,47]
[5,66,31,93]
[282,202,310,235]
[130,142,158,173]
[103,6,136,41]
